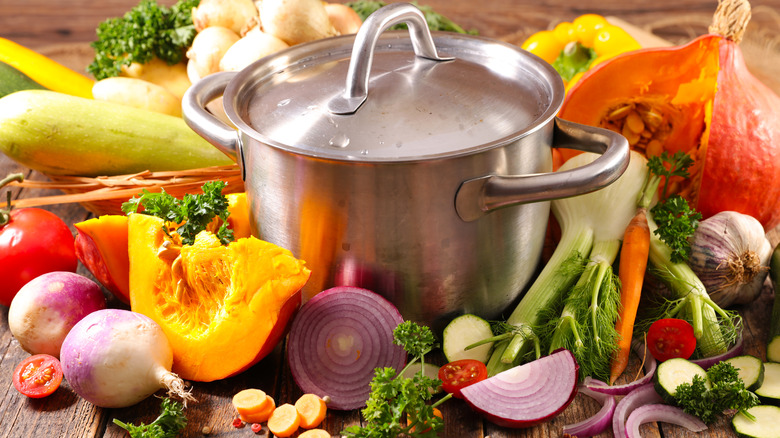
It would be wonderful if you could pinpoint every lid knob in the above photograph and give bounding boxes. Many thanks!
[327,2,454,115]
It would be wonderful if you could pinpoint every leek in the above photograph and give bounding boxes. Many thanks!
[488,151,648,375]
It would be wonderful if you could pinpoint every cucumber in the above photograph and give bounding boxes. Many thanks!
[732,405,780,438]
[0,61,46,98]
[725,355,766,392]
[768,243,780,363]
[442,314,494,363]
[653,357,708,403]
[0,90,234,177]
[755,362,780,406]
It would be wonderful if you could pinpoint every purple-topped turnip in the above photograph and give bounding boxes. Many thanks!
[8,271,105,358]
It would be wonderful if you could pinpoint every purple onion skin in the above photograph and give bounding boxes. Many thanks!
[8,271,106,358]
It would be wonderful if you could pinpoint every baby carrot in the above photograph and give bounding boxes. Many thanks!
[294,393,328,429]
[298,429,332,438]
[610,207,650,384]
[267,403,301,438]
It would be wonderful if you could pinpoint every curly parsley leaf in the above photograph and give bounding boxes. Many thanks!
[122,180,234,246]
[88,0,200,80]
[113,397,187,438]
[647,150,694,200]
[673,361,759,424]
[651,194,702,263]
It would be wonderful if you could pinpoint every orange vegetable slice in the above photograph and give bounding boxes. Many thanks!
[294,393,328,429]
[267,403,301,437]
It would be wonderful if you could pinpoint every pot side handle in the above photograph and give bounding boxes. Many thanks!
[182,71,241,162]
[455,118,630,222]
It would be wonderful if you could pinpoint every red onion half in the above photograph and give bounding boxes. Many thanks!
[461,349,579,428]
[286,286,406,410]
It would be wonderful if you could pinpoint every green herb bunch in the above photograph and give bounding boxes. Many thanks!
[89,0,200,80]
[346,1,477,34]
[342,321,445,438]
[113,397,187,438]
[122,180,234,246]
[673,361,759,423]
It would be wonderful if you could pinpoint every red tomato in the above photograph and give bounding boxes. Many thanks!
[438,359,488,399]
[646,318,697,362]
[0,207,78,307]
[13,354,64,398]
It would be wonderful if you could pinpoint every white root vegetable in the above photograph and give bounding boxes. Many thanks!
[60,309,194,408]
[192,0,259,34]
[325,3,363,35]
[260,0,339,46]
[121,58,192,100]
[219,27,289,72]
[92,77,183,117]
[8,272,105,358]
[187,26,241,79]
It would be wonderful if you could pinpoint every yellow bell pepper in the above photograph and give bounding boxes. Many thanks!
[521,14,641,91]
[0,37,94,98]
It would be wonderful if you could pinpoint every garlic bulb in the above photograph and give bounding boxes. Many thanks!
[688,211,772,307]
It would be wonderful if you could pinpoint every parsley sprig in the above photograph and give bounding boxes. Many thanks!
[673,361,759,424]
[122,181,234,246]
[639,151,702,263]
[113,397,187,438]
[342,321,446,438]
[88,0,200,80]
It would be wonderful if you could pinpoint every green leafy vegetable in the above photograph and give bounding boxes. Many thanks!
[342,321,446,438]
[673,361,759,423]
[113,397,187,438]
[121,180,234,246]
[88,0,200,80]
[346,0,477,34]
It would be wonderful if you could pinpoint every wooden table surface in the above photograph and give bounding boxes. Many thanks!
[1,0,779,437]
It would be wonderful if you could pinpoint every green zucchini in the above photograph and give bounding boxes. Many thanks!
[732,405,780,438]
[0,89,233,177]
[755,362,780,406]
[653,357,708,403]
[724,355,765,392]
[442,314,494,363]
[768,243,780,363]
[0,61,47,98]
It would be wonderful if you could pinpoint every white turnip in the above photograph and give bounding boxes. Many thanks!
[8,271,105,358]
[60,309,193,408]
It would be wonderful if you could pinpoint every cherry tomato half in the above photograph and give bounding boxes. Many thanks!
[646,318,697,362]
[0,207,78,307]
[13,354,64,398]
[438,359,488,399]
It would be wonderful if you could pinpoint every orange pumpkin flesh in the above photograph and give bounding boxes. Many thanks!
[128,213,310,382]
[74,193,253,305]
[558,3,780,230]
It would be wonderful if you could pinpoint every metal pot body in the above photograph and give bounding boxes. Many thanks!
[183,3,629,328]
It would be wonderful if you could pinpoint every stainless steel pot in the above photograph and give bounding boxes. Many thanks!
[183,3,629,329]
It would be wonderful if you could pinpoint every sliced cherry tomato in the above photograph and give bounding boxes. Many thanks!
[646,318,697,362]
[438,359,488,399]
[13,354,64,398]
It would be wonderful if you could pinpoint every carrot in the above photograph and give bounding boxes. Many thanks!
[610,207,651,384]
[298,429,332,438]
[267,403,301,437]
[294,393,328,429]
[233,389,277,423]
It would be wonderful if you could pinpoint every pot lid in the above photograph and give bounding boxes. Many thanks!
[223,3,564,162]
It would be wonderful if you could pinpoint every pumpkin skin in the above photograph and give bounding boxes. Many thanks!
[558,34,780,229]
[128,213,310,382]
[74,193,252,304]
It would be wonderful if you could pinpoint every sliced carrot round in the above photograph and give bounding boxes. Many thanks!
[299,429,332,438]
[267,403,301,438]
[240,395,276,423]
[232,389,269,416]
[295,393,328,429]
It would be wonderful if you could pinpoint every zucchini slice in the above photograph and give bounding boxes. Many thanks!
[732,405,780,438]
[756,362,780,406]
[653,358,708,403]
[725,355,766,392]
[767,336,780,363]
[442,314,494,363]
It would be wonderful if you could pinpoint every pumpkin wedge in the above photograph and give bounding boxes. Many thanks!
[75,193,253,305]
[558,0,780,229]
[128,213,310,382]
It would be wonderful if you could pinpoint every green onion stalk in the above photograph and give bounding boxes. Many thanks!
[487,151,648,376]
